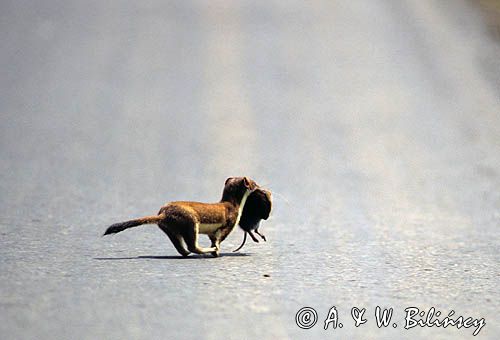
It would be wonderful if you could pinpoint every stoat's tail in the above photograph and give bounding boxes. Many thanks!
[103,213,165,236]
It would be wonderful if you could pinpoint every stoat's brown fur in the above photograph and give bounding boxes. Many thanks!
[103,177,258,257]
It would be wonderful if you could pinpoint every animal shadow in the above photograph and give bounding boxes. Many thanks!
[94,252,250,261]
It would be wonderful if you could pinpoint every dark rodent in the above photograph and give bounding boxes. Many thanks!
[233,188,272,252]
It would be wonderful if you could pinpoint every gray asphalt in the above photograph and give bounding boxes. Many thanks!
[1,1,499,339]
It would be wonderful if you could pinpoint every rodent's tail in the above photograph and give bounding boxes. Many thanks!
[233,232,248,252]
[103,213,165,236]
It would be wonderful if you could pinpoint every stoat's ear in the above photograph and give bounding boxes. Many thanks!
[243,177,250,189]
[225,177,233,185]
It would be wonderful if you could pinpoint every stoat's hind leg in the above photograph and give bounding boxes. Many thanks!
[184,222,217,255]
[158,224,190,257]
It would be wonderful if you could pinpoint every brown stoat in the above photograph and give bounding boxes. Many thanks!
[233,188,272,252]
[103,177,258,257]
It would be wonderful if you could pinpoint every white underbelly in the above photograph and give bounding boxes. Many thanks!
[199,223,223,234]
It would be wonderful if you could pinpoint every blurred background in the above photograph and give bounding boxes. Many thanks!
[1,1,499,339]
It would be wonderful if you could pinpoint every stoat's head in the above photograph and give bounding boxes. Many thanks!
[221,177,258,204]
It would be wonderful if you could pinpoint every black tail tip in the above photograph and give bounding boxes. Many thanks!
[103,224,122,236]
[102,229,113,236]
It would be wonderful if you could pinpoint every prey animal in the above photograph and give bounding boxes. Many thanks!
[103,177,258,257]
[233,188,272,252]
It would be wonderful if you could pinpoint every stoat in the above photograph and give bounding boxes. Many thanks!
[103,177,258,257]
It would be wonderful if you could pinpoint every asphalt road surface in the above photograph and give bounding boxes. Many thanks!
[1,1,499,339]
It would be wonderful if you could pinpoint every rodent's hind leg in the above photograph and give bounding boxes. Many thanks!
[248,230,260,243]
[184,222,217,255]
[255,227,267,242]
[158,224,190,257]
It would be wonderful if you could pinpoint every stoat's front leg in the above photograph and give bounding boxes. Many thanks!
[209,230,222,257]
